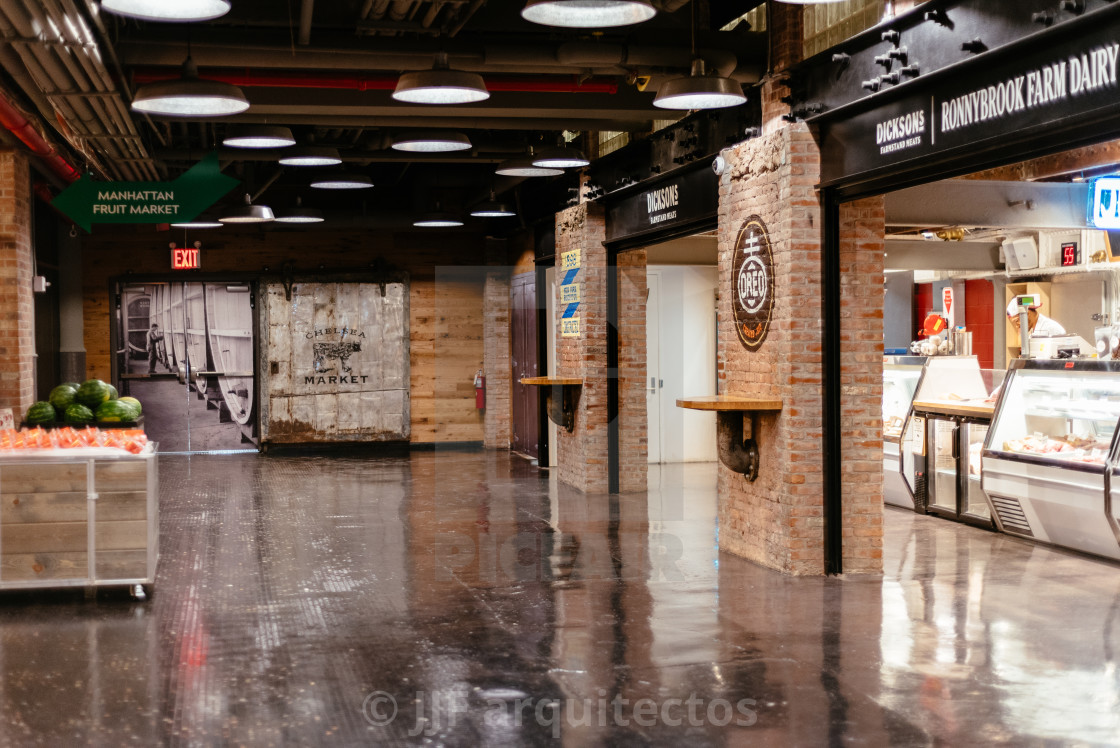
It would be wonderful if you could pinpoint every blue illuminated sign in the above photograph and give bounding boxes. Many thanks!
[1089,177,1120,229]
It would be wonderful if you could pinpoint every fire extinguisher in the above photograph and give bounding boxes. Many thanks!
[474,369,486,410]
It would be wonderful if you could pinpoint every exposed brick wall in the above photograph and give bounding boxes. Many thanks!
[483,238,511,448]
[838,198,885,574]
[617,249,647,493]
[717,126,885,576]
[0,151,35,417]
[761,2,803,134]
[555,203,609,493]
[718,126,823,574]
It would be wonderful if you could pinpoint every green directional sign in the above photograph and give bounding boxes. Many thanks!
[52,152,239,232]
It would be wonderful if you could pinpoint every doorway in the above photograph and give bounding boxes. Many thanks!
[511,272,540,458]
[114,281,258,453]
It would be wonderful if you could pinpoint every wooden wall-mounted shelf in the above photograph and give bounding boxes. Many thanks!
[677,394,783,482]
[520,377,582,432]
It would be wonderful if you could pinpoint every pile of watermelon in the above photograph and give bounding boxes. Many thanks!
[25,379,143,427]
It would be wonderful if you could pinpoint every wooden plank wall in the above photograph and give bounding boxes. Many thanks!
[80,228,492,444]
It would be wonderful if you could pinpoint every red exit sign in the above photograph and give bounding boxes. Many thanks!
[171,246,201,270]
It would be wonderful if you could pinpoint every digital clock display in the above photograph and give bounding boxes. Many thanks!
[1061,242,1078,267]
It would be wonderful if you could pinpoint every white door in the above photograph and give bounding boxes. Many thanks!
[646,271,661,464]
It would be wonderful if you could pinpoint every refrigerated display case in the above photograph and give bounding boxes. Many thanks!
[883,356,925,509]
[908,357,1005,527]
[983,360,1120,561]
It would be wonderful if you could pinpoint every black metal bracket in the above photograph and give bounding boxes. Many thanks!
[717,411,761,481]
[543,384,580,432]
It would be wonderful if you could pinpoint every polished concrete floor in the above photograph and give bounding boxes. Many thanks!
[0,450,1118,746]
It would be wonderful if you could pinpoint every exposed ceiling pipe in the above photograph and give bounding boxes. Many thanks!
[131,69,620,94]
[117,40,749,81]
[299,0,314,45]
[0,84,79,183]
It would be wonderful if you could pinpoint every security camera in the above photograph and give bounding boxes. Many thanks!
[712,155,727,175]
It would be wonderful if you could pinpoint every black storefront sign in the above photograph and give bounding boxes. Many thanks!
[605,163,718,246]
[819,16,1120,185]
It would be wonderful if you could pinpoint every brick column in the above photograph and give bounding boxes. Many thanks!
[0,151,35,417]
[555,203,608,493]
[483,238,511,449]
[717,125,884,576]
[617,249,647,493]
[839,198,885,572]
[760,1,803,134]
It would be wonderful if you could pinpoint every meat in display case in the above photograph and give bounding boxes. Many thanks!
[883,356,924,509]
[983,359,1120,561]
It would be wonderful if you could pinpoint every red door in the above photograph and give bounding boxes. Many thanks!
[511,273,540,458]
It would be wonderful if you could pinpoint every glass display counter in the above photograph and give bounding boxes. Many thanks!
[907,357,1005,527]
[984,360,1120,561]
[883,356,925,509]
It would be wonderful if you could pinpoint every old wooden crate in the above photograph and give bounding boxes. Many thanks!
[0,450,157,593]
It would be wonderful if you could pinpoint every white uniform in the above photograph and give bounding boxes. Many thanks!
[1030,313,1066,337]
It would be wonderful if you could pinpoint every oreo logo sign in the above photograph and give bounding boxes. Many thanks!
[732,216,774,351]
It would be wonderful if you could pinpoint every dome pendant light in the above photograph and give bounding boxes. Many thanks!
[392,53,489,105]
[520,0,656,28]
[101,0,232,22]
[275,197,325,224]
[496,148,563,177]
[654,59,746,110]
[223,125,296,149]
[219,194,274,224]
[414,206,464,227]
[132,56,250,117]
[310,173,374,190]
[279,145,342,167]
[470,191,516,218]
[532,143,590,169]
[392,131,473,153]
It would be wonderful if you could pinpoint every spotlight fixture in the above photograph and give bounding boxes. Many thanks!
[171,219,224,229]
[654,59,746,110]
[391,131,473,153]
[413,208,464,227]
[392,52,489,105]
[532,145,590,169]
[279,146,342,166]
[223,125,296,149]
[219,194,274,224]
[310,173,374,190]
[520,0,656,28]
[131,57,249,117]
[470,192,516,218]
[101,0,231,22]
[274,197,324,224]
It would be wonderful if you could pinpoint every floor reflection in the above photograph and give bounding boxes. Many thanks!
[0,452,1116,744]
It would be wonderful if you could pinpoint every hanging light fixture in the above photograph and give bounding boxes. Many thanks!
[101,0,231,22]
[470,191,516,218]
[654,59,746,110]
[223,125,296,149]
[274,197,325,224]
[773,0,846,3]
[496,149,563,177]
[310,173,374,190]
[413,206,464,227]
[171,219,224,229]
[532,144,590,169]
[652,0,745,111]
[132,57,249,117]
[219,194,274,224]
[520,0,656,28]
[392,53,489,105]
[391,131,473,153]
[279,146,342,166]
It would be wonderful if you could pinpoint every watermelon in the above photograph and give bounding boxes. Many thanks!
[25,401,56,425]
[63,403,95,424]
[118,396,142,417]
[61,382,80,390]
[49,384,78,412]
[76,379,112,410]
[107,384,119,401]
[96,400,135,423]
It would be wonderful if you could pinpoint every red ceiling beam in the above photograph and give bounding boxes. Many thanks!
[0,88,79,184]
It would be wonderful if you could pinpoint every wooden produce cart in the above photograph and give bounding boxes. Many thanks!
[0,448,157,599]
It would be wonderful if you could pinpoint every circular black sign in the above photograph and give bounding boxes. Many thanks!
[732,216,775,351]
